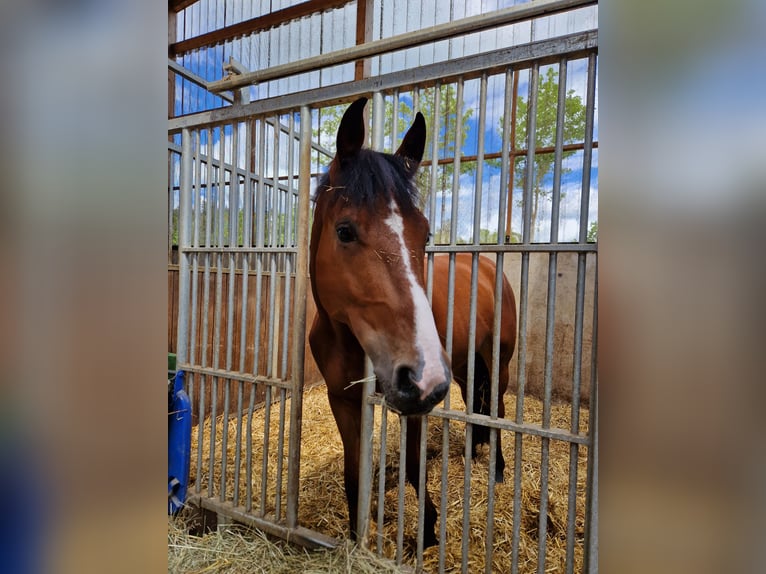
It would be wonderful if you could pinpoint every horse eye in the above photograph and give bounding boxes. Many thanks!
[336,224,357,243]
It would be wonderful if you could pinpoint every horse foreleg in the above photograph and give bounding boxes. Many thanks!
[405,416,438,548]
[327,393,363,541]
[471,353,507,483]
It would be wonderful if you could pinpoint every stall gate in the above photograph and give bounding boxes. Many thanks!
[169,3,598,572]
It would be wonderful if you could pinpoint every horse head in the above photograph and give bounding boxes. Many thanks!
[310,97,451,415]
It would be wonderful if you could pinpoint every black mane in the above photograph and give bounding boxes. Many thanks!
[315,149,420,213]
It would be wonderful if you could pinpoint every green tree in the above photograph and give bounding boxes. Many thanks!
[503,67,587,240]
[586,220,597,243]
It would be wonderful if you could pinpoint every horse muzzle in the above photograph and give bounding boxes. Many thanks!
[383,362,450,416]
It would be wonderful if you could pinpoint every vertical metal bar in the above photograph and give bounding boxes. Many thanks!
[234,121,253,508]
[584,271,598,574]
[523,62,539,246]
[219,123,238,503]
[210,126,228,501]
[260,384,272,517]
[415,415,428,568]
[578,53,597,245]
[357,90,385,547]
[176,129,193,367]
[535,56,569,572]
[168,149,174,262]
[286,104,312,529]
[391,89,399,153]
[275,387,287,519]
[396,416,407,565]
[187,131,203,413]
[275,113,295,521]
[450,80,463,247]
[197,127,215,495]
[428,82,440,232]
[376,404,389,555]
[461,74,485,574]
[511,62,539,574]
[247,117,267,513]
[485,68,514,574]
[581,53,599,573]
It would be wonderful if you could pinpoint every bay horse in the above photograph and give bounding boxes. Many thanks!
[309,98,517,547]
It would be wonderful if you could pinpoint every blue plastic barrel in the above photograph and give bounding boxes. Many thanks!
[168,370,192,514]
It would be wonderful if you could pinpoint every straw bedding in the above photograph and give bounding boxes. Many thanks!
[170,383,589,573]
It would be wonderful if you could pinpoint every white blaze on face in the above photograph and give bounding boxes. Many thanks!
[383,200,445,398]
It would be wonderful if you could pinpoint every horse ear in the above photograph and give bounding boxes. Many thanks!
[395,112,426,178]
[335,97,368,162]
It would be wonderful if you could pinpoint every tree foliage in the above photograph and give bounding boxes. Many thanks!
[509,66,587,240]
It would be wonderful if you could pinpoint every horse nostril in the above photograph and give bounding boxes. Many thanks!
[394,366,418,397]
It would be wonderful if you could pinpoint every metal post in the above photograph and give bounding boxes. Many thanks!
[286,104,312,529]
[176,129,194,366]
[356,91,385,547]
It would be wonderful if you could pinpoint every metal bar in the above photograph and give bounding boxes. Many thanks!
[234,121,252,508]
[208,0,597,92]
[221,124,240,504]
[460,75,486,574]
[536,262,556,571]
[187,495,339,550]
[485,68,514,574]
[550,58,567,245]
[246,118,268,513]
[511,257,531,573]
[275,387,288,520]
[209,130,231,501]
[286,104,313,529]
[426,243,596,253]
[396,416,407,565]
[178,364,294,389]
[196,128,215,496]
[416,415,428,567]
[535,56,570,573]
[176,129,194,366]
[167,58,235,104]
[579,53,597,244]
[187,132,203,415]
[168,31,598,132]
[584,271,598,574]
[357,91,385,547]
[183,246,299,254]
[275,114,296,522]
[376,404,389,555]
[260,384,272,517]
[449,80,463,246]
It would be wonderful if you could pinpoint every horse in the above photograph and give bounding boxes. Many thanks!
[308,97,517,547]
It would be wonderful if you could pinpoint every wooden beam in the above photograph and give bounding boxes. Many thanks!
[354,0,375,80]
[169,0,199,13]
[169,0,351,56]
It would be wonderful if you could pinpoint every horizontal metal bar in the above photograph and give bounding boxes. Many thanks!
[168,263,294,280]
[425,243,597,253]
[169,31,597,132]
[365,394,589,445]
[186,495,338,550]
[420,141,599,168]
[207,0,597,92]
[168,58,234,103]
[178,363,293,391]
[181,247,299,254]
